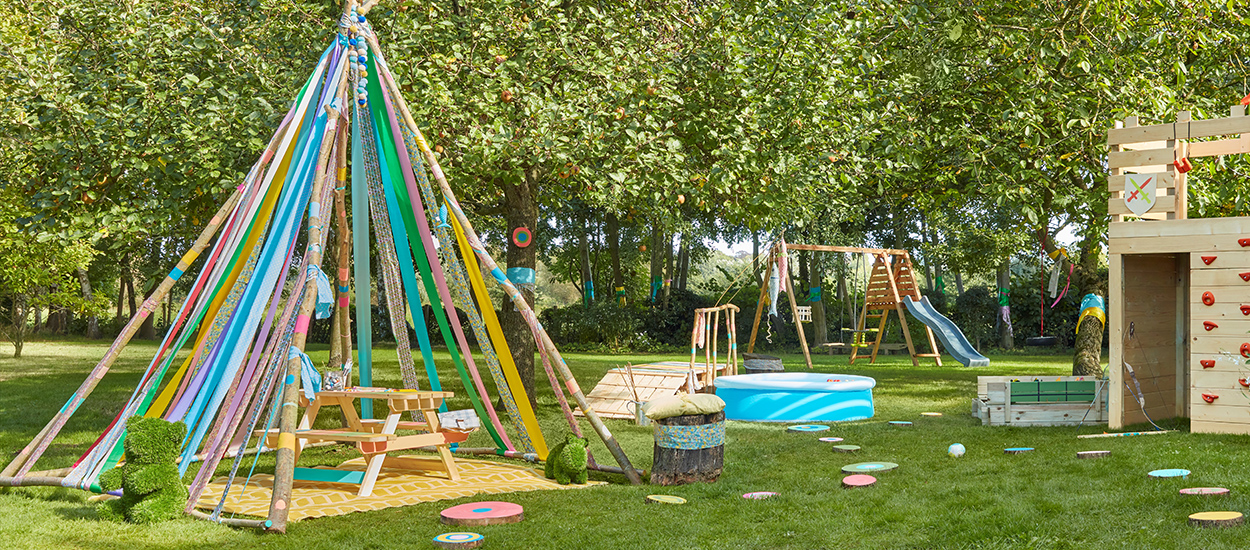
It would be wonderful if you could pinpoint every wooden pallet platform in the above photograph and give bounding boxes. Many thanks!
[576,361,725,420]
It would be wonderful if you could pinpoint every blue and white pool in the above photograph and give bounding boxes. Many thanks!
[713,373,876,422]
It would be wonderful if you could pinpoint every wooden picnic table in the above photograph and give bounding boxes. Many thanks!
[260,388,470,497]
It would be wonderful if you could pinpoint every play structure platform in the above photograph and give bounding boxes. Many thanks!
[1106,106,1250,435]
[578,362,726,420]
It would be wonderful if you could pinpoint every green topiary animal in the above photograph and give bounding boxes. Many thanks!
[544,433,589,485]
[97,416,190,524]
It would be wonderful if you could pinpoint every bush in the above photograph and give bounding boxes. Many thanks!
[952,286,997,351]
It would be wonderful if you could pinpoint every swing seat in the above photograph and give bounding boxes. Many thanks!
[1025,336,1058,347]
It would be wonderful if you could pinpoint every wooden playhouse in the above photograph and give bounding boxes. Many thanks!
[1107,105,1250,434]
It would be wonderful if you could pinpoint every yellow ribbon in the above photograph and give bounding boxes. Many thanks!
[1075,306,1106,334]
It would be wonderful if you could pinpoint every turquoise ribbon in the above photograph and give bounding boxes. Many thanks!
[308,265,333,320]
[507,267,536,286]
[289,347,321,402]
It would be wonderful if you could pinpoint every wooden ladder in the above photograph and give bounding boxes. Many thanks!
[849,252,942,367]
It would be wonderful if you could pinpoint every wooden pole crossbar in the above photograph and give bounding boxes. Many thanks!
[747,241,941,368]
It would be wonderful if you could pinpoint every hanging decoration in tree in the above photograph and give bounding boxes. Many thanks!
[511,226,532,248]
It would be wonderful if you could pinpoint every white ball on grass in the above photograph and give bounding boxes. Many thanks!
[948,443,966,457]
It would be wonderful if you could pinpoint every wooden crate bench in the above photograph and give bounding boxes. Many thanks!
[973,376,1109,426]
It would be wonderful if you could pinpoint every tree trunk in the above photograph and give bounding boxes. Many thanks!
[954,271,964,296]
[139,282,157,340]
[676,235,689,291]
[655,222,665,302]
[661,232,675,310]
[32,288,43,332]
[752,230,762,286]
[997,261,1014,349]
[116,271,125,320]
[810,255,827,346]
[125,269,137,319]
[1072,315,1104,376]
[500,169,539,401]
[10,294,26,358]
[77,266,99,339]
[605,212,623,305]
[578,213,592,308]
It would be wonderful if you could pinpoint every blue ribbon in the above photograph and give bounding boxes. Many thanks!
[289,347,321,401]
[1080,293,1105,313]
[308,265,334,320]
[506,267,536,286]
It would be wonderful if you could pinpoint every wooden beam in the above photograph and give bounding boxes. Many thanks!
[1187,135,1250,158]
[1107,195,1177,217]
[1108,147,1176,170]
[1106,173,1175,192]
[1108,113,1250,145]
[784,244,909,255]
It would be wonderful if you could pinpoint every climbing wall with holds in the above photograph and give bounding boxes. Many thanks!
[1190,247,1250,434]
[1105,105,1250,434]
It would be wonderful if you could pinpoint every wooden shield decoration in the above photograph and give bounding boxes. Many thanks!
[1124,173,1157,216]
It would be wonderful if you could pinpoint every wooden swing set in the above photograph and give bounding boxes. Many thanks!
[746,239,942,368]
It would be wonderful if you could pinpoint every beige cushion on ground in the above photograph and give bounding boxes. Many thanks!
[643,393,727,420]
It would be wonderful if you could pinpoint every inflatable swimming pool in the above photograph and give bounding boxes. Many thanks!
[713,373,875,422]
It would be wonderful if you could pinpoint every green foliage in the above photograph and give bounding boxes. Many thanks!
[953,286,998,351]
[96,416,189,524]
[543,433,588,485]
[0,187,106,356]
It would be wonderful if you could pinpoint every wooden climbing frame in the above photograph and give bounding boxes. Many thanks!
[746,240,941,368]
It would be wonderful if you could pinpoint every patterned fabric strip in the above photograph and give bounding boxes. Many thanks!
[654,421,726,450]
[356,99,420,394]
[395,125,534,454]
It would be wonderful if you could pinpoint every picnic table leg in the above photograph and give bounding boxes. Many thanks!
[357,408,402,497]
[424,409,460,481]
[294,398,324,463]
[357,451,388,497]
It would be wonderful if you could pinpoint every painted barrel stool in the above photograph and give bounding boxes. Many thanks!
[649,411,725,486]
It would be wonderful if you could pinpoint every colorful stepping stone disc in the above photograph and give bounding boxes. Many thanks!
[818,437,844,443]
[832,445,861,453]
[645,495,687,504]
[742,491,777,500]
[433,532,484,549]
[788,424,830,433]
[1188,511,1243,528]
[441,501,525,526]
[921,412,943,417]
[1004,447,1034,454]
[841,462,898,473]
[842,474,876,488]
[1148,468,1190,479]
[1181,487,1230,496]
[888,421,912,426]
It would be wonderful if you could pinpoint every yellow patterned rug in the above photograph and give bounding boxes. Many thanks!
[195,457,603,521]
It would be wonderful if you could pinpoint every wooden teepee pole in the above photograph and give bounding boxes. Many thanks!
[2,188,245,482]
[267,85,348,533]
[370,49,642,484]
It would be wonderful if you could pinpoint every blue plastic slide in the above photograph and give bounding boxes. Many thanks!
[903,296,990,367]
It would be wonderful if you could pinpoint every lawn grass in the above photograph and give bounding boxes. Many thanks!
[3,339,1250,549]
